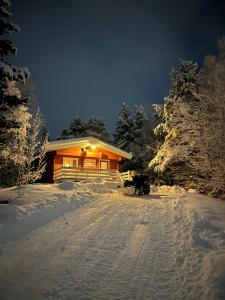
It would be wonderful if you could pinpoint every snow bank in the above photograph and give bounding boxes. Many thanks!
[119,185,186,197]
[85,178,118,194]
[0,179,119,247]
[183,193,225,232]
[152,185,186,195]
[57,180,75,190]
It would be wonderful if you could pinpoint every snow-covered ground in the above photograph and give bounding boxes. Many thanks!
[0,181,225,300]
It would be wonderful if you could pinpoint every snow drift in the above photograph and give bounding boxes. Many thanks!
[0,179,118,246]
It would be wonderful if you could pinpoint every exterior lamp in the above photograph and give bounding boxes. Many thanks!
[85,143,96,150]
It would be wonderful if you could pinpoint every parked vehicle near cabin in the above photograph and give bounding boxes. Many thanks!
[123,174,150,195]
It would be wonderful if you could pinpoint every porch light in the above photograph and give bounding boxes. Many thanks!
[85,143,96,150]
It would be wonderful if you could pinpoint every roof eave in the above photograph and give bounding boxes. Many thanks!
[46,137,132,160]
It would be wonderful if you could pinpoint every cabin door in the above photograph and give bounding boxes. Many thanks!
[100,160,109,170]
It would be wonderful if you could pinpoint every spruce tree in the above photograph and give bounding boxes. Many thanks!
[59,116,109,142]
[70,117,87,137]
[119,105,154,171]
[86,116,109,142]
[150,60,202,186]
[60,117,86,139]
[113,102,134,152]
[0,0,29,110]
[0,0,30,185]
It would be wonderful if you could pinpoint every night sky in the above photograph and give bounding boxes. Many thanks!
[9,0,225,138]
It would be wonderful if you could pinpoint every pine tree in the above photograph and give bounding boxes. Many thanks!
[59,116,109,142]
[59,117,86,139]
[113,102,134,152]
[0,0,30,185]
[70,117,87,137]
[113,103,155,172]
[128,105,155,171]
[133,105,145,142]
[86,116,109,142]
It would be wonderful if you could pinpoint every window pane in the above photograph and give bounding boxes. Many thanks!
[100,161,108,170]
[84,159,96,168]
[63,157,78,167]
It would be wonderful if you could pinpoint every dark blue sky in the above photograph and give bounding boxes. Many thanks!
[10,0,225,137]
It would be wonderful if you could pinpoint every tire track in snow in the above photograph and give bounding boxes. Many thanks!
[92,199,176,299]
[1,194,225,300]
[45,199,139,299]
[171,198,225,300]
[0,200,128,300]
[119,199,176,300]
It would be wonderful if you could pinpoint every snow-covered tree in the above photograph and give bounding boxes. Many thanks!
[0,0,30,185]
[17,79,39,114]
[114,103,155,172]
[0,1,47,187]
[128,105,155,171]
[113,102,135,152]
[17,109,47,186]
[149,60,205,185]
[85,116,109,142]
[59,115,109,142]
[197,37,225,197]
[59,117,86,139]
[133,105,146,144]
[150,45,225,198]
[0,82,31,185]
[16,80,48,186]
[69,117,86,137]
[0,0,29,115]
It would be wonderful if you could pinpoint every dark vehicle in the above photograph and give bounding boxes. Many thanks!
[143,180,150,195]
[124,174,150,196]
[124,180,135,187]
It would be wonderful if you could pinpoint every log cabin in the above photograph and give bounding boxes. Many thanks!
[42,136,132,183]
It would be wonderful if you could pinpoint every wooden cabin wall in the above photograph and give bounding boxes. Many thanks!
[41,144,130,183]
[40,151,55,183]
[110,160,118,170]
[53,146,121,170]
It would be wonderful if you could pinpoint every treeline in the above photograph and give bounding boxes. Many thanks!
[59,116,109,142]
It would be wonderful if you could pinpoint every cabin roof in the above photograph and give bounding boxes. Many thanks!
[46,137,132,159]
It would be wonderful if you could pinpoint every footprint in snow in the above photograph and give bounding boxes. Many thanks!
[139,219,149,225]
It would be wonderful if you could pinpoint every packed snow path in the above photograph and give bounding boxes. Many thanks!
[0,193,225,300]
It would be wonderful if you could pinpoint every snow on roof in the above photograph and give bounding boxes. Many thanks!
[46,136,132,159]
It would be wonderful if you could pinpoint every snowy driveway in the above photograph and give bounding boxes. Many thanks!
[0,193,225,300]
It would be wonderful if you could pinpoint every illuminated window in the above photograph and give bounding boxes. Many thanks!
[100,160,109,170]
[83,159,96,168]
[63,157,78,168]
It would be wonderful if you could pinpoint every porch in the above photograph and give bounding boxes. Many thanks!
[53,167,118,182]
[53,167,135,185]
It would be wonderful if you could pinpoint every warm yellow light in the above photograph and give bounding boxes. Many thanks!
[85,143,96,150]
